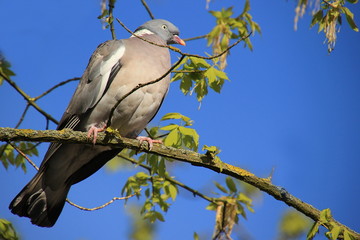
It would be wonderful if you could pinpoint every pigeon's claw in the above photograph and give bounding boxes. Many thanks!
[87,124,107,144]
[136,136,163,150]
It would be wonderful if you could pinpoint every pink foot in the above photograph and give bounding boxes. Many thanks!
[87,124,107,144]
[136,136,163,150]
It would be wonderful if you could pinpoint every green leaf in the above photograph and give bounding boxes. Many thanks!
[206,202,218,211]
[154,211,165,222]
[189,57,211,68]
[209,10,222,19]
[179,76,193,94]
[237,193,252,205]
[342,7,359,31]
[163,129,181,147]
[158,159,166,178]
[279,209,312,239]
[160,124,178,131]
[214,181,229,194]
[242,0,251,15]
[343,230,356,240]
[346,0,358,3]
[194,79,208,102]
[306,221,320,240]
[161,112,191,123]
[135,172,150,180]
[193,232,199,240]
[319,208,332,223]
[311,10,324,28]
[168,184,177,201]
[330,224,341,240]
[179,126,199,142]
[0,218,19,240]
[203,145,221,155]
[225,177,237,193]
[0,57,15,84]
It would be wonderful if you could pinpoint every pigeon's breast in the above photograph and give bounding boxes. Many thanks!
[86,36,171,138]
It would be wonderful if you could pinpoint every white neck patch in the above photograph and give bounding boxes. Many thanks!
[131,29,154,38]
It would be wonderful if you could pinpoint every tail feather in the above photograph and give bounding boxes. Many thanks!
[9,144,122,227]
[9,172,69,227]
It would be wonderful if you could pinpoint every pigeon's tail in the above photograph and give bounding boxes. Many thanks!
[9,171,69,227]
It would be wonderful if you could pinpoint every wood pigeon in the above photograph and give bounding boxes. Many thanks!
[9,19,185,227]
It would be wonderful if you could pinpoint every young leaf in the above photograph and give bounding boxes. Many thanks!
[214,181,229,194]
[342,7,359,31]
[193,232,199,240]
[319,208,332,223]
[311,10,324,28]
[306,221,320,240]
[225,177,237,193]
[160,124,178,131]
[330,224,341,240]
[168,184,177,201]
[154,211,165,222]
[163,129,181,147]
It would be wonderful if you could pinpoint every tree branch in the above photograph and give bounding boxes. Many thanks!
[1,73,59,125]
[34,77,80,101]
[140,0,155,19]
[108,0,116,40]
[119,153,215,203]
[0,127,358,238]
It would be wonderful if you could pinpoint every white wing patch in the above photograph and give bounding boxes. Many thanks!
[94,45,125,106]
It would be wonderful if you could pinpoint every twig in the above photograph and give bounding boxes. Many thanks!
[66,193,140,211]
[140,0,155,19]
[119,153,216,203]
[15,104,31,129]
[1,73,59,125]
[34,77,80,101]
[108,0,116,40]
[183,34,208,42]
[322,0,337,8]
[8,141,39,171]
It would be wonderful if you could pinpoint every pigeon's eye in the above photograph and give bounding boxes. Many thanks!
[162,24,167,30]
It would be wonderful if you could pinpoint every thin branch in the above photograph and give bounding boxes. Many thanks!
[172,70,206,73]
[140,0,155,19]
[119,153,215,203]
[15,104,31,129]
[34,77,80,101]
[8,141,39,171]
[183,34,208,42]
[66,193,140,211]
[323,0,337,8]
[1,73,59,125]
[0,127,358,239]
[108,0,116,40]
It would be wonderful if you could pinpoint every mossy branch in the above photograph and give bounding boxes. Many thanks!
[0,127,358,239]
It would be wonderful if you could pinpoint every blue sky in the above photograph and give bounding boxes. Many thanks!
[0,0,359,239]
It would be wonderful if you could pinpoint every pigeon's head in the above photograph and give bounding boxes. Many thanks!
[135,19,186,46]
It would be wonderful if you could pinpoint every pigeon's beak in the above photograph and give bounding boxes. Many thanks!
[173,35,186,46]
